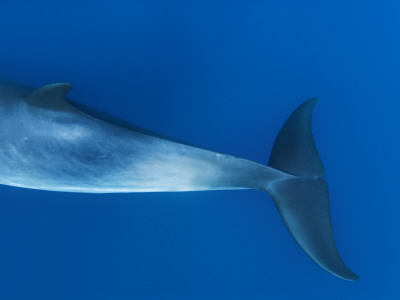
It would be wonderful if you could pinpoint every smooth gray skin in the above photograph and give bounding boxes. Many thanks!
[0,80,358,280]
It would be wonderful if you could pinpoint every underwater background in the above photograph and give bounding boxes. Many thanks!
[0,1,399,299]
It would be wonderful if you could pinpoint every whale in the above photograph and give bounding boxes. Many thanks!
[0,80,358,280]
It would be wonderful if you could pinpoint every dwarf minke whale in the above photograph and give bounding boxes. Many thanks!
[0,80,358,280]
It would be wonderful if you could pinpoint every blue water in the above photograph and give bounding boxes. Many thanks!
[0,1,398,299]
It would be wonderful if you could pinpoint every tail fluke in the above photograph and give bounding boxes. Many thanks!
[266,99,358,280]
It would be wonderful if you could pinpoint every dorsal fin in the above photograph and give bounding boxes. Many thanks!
[27,83,73,110]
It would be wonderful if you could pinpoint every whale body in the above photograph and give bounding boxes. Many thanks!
[0,80,358,280]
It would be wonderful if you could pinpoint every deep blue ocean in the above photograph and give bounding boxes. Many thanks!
[0,1,399,299]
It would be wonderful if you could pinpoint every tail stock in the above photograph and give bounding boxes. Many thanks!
[265,99,358,281]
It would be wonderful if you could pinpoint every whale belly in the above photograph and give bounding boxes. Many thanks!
[0,102,254,193]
